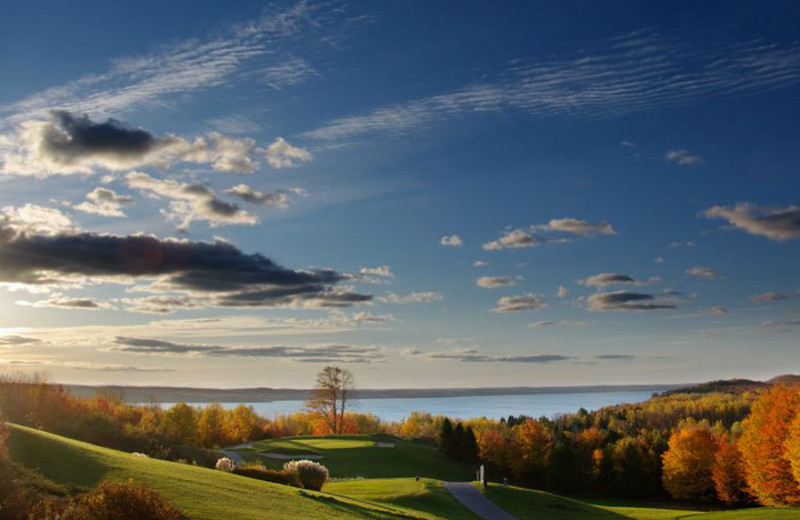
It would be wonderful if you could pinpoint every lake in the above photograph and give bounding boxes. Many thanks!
[168,389,658,421]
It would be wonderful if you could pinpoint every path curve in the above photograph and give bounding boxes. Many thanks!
[444,482,518,520]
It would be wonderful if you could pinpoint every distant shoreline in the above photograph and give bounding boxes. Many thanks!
[64,383,685,403]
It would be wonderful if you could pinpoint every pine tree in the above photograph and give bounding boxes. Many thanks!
[454,422,466,460]
[437,418,455,458]
[463,426,480,464]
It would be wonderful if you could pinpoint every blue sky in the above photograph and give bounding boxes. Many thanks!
[0,0,798,388]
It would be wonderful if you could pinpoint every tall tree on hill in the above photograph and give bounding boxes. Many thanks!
[454,422,466,460]
[462,426,480,464]
[437,418,455,457]
[305,366,356,435]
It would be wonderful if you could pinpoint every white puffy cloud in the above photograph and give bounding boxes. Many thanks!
[491,293,546,313]
[378,291,443,304]
[1,112,313,177]
[440,235,463,247]
[557,285,569,298]
[666,149,702,165]
[687,266,718,279]
[587,291,677,311]
[534,218,616,236]
[580,273,660,287]
[126,172,257,229]
[225,184,289,208]
[483,229,541,251]
[264,137,312,168]
[359,266,394,278]
[704,203,800,241]
[752,292,789,303]
[476,276,518,289]
[73,188,133,217]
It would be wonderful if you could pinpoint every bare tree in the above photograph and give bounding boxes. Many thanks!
[305,366,356,434]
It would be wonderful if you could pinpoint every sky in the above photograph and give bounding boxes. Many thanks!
[0,0,799,389]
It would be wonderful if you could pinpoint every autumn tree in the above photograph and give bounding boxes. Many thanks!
[198,402,226,447]
[163,403,198,445]
[782,411,800,501]
[305,366,356,435]
[662,425,719,501]
[511,418,553,487]
[739,385,800,507]
[713,436,751,505]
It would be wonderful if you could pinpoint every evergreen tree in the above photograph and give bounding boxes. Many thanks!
[546,439,581,493]
[454,422,466,460]
[462,426,480,464]
[437,418,455,458]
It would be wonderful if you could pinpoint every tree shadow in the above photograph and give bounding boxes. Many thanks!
[6,425,109,488]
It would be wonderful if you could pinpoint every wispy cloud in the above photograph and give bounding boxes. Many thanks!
[666,149,702,165]
[0,2,322,124]
[476,276,518,289]
[303,32,800,143]
[440,234,463,247]
[378,291,443,304]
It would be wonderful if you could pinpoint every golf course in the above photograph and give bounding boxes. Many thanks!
[6,424,798,520]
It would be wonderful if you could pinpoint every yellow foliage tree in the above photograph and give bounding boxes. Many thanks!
[662,425,718,501]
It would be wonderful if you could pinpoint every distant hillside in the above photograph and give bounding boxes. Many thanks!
[661,374,800,396]
[63,383,682,404]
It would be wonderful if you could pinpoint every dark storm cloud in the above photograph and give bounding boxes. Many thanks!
[0,226,370,309]
[587,291,677,311]
[41,111,170,165]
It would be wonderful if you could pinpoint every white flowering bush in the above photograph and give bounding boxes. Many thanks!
[283,460,329,491]
[215,457,236,472]
[131,452,149,458]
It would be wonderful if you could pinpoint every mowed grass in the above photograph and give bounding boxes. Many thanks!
[236,435,475,481]
[246,436,375,454]
[5,425,420,520]
[480,483,800,520]
[327,478,482,520]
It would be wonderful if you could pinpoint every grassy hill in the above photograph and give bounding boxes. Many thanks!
[479,483,800,520]
[234,435,475,481]
[326,478,482,520]
[4,425,424,520]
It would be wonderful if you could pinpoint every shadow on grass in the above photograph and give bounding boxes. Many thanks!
[7,425,109,488]
[299,490,422,520]
[483,484,632,520]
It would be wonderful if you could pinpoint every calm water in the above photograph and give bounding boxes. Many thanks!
[168,390,658,421]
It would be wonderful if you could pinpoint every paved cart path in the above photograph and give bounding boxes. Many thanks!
[444,482,518,520]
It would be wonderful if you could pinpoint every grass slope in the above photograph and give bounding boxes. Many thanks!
[327,478,482,520]
[481,483,800,520]
[236,435,474,481]
[5,425,418,520]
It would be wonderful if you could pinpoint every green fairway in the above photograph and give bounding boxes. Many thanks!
[327,478,482,520]
[480,483,800,520]
[247,436,376,454]
[5,425,419,520]
[235,435,475,481]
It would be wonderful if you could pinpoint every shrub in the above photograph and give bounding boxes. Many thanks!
[233,462,300,487]
[283,460,329,491]
[215,457,236,472]
[26,482,182,520]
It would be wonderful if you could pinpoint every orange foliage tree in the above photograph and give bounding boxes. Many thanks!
[713,436,751,505]
[739,385,800,507]
[662,425,718,501]
[511,418,553,487]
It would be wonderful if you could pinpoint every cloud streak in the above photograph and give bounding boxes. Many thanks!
[704,203,800,241]
[303,32,800,143]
